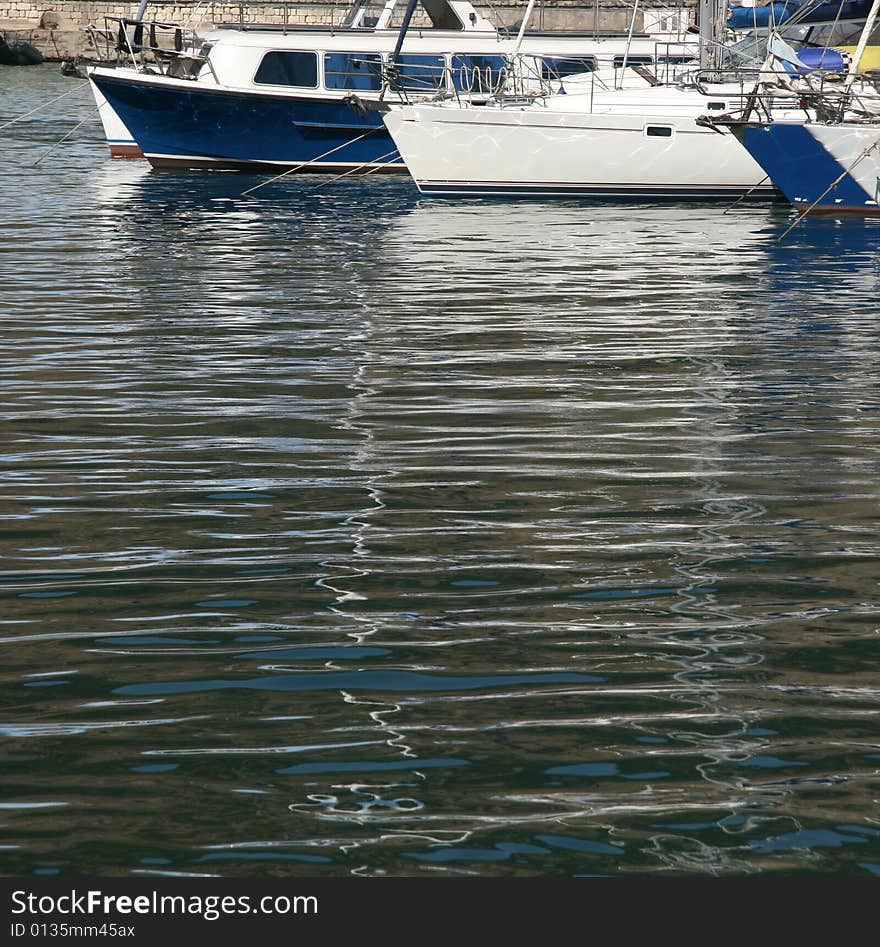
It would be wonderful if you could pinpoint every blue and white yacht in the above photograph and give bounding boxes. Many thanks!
[706,15,880,214]
[87,0,698,171]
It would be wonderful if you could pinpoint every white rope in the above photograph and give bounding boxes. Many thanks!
[309,147,401,190]
[0,84,90,132]
[723,174,770,213]
[779,131,880,240]
[241,125,385,197]
[30,108,99,166]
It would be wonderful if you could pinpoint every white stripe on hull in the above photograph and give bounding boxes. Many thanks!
[91,79,141,159]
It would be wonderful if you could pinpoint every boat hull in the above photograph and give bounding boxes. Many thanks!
[92,81,143,158]
[89,71,404,172]
[733,121,880,214]
[383,102,776,198]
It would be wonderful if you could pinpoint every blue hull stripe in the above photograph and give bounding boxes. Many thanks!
[90,73,404,170]
[739,124,874,210]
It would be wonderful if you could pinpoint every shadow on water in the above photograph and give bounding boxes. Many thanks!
[1,67,880,877]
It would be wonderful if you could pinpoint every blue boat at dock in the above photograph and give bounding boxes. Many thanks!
[86,0,698,172]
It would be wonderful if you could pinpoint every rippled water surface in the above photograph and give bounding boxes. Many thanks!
[2,65,879,877]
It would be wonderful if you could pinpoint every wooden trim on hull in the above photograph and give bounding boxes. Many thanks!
[795,205,880,216]
[109,144,144,158]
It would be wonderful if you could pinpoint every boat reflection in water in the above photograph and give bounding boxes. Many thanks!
[67,168,880,875]
[266,199,879,874]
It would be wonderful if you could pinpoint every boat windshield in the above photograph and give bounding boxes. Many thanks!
[341,0,389,29]
[722,32,770,67]
[803,19,880,45]
[341,0,468,30]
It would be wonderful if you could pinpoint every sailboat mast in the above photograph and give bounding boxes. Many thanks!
[389,0,422,65]
[513,0,539,56]
[845,0,880,84]
[617,0,641,88]
[698,0,723,70]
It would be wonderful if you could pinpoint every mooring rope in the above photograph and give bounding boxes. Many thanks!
[241,125,385,197]
[30,107,99,166]
[779,130,880,240]
[309,147,401,190]
[0,83,91,132]
[724,174,770,213]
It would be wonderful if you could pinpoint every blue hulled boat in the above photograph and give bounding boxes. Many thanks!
[706,24,880,214]
[87,0,699,172]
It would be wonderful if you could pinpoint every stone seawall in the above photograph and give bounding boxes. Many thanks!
[0,1,695,61]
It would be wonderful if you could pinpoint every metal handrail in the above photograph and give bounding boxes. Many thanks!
[94,16,208,76]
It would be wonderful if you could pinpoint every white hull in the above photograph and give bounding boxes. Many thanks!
[732,118,880,213]
[383,90,778,198]
[802,122,880,209]
[91,82,142,158]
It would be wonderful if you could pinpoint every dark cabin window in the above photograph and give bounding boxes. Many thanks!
[396,54,446,92]
[324,52,383,91]
[613,55,654,68]
[540,56,597,80]
[254,51,318,88]
[646,125,673,137]
[452,54,507,94]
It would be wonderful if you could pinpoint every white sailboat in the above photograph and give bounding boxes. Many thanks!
[381,0,823,198]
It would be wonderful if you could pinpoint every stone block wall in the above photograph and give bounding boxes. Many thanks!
[0,0,696,60]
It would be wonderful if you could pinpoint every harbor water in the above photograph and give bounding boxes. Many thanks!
[1,65,879,877]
